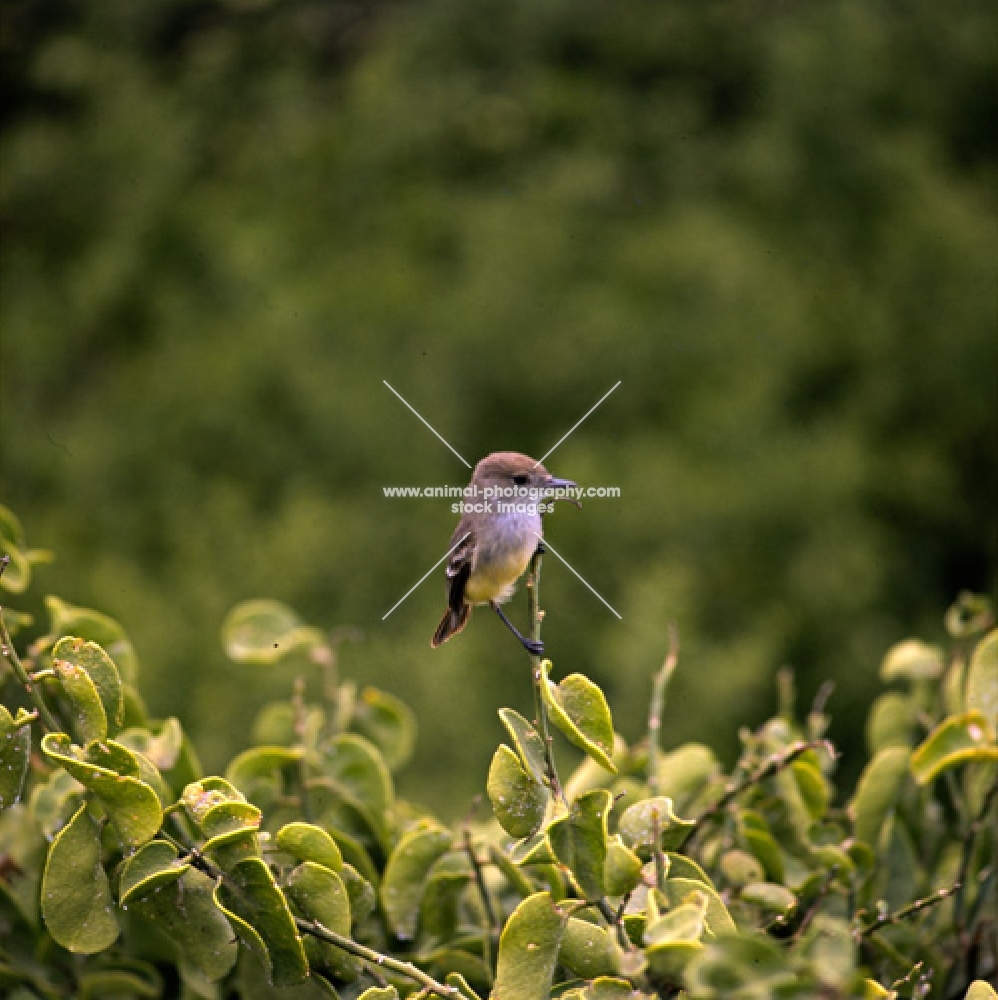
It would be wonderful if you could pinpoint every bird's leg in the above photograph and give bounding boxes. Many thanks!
[533,540,546,556]
[490,601,545,656]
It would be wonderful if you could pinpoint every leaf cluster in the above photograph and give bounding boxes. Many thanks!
[1,507,995,1000]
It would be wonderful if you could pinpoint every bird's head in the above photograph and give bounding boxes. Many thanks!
[471,451,580,506]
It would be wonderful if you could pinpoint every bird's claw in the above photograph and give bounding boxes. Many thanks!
[522,638,545,656]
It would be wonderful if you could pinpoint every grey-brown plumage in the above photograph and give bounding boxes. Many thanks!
[430,451,578,651]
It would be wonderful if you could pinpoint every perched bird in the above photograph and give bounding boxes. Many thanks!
[431,451,579,653]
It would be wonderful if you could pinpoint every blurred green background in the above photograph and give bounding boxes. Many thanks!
[2,0,995,816]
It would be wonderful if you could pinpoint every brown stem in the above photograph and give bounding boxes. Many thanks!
[0,603,60,733]
[647,625,679,796]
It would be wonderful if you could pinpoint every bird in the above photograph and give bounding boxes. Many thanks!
[431,451,579,654]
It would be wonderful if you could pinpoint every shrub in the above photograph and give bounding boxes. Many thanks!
[1,505,995,999]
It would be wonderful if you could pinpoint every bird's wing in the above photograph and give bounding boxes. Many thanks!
[445,529,475,611]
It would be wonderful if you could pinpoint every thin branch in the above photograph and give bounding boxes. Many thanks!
[0,601,60,733]
[647,625,679,796]
[463,826,497,983]
[859,884,960,937]
[295,918,460,998]
[527,547,566,806]
[678,740,835,850]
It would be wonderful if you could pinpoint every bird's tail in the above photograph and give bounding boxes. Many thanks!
[431,604,471,648]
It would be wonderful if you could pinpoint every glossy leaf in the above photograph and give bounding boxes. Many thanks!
[618,796,694,853]
[492,891,566,1000]
[276,821,344,872]
[381,819,452,940]
[221,599,326,665]
[43,597,138,681]
[498,707,549,787]
[866,692,917,753]
[51,655,107,744]
[323,733,394,847]
[216,856,309,986]
[40,805,119,953]
[604,835,643,896]
[559,917,619,979]
[118,840,191,905]
[910,711,998,785]
[51,636,124,733]
[548,789,612,900]
[643,889,707,976]
[487,744,546,839]
[285,860,360,979]
[40,733,162,846]
[133,868,238,982]
[0,704,32,809]
[538,661,616,773]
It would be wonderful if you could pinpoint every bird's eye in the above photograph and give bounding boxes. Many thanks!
[512,474,529,486]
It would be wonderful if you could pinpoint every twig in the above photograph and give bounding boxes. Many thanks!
[678,740,835,851]
[294,918,460,998]
[858,884,960,937]
[527,548,565,806]
[647,625,679,796]
[292,676,314,822]
[0,602,60,733]
[463,826,497,982]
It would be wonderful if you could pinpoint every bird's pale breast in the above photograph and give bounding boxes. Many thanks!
[464,510,540,605]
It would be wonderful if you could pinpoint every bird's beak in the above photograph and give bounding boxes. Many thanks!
[546,476,582,508]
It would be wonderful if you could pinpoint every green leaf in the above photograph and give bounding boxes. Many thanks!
[78,963,162,999]
[966,629,998,722]
[118,839,191,905]
[285,861,360,979]
[663,876,735,937]
[880,639,944,682]
[51,636,124,733]
[791,758,829,820]
[0,506,31,593]
[353,686,417,771]
[322,733,394,848]
[910,711,998,785]
[965,982,998,1000]
[643,888,707,976]
[132,868,238,982]
[341,862,377,926]
[558,917,619,979]
[492,891,567,1000]
[719,849,765,887]
[654,743,721,811]
[603,835,643,896]
[617,796,694,854]
[498,707,549,787]
[276,822,344,872]
[737,812,785,884]
[487,744,546,839]
[40,733,163,846]
[547,789,612,900]
[217,856,309,987]
[418,861,470,948]
[221,599,326,665]
[866,692,918,753]
[43,597,138,682]
[200,799,263,853]
[356,989,399,1000]
[50,656,107,744]
[381,819,452,940]
[538,662,616,773]
[225,745,304,806]
[0,705,32,809]
[740,881,797,914]
[182,776,247,825]
[851,745,911,848]
[41,804,119,953]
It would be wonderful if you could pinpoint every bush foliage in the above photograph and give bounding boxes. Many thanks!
[1,508,995,999]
